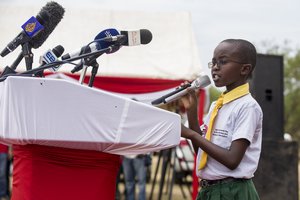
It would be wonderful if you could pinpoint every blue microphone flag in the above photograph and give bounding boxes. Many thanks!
[21,16,44,38]
[94,28,120,54]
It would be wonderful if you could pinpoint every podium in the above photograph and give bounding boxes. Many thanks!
[0,76,181,200]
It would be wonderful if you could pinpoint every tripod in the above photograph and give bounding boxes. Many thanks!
[148,141,194,200]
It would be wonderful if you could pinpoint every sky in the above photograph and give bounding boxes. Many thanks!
[1,0,300,78]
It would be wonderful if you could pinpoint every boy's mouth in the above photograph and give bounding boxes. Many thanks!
[212,74,220,82]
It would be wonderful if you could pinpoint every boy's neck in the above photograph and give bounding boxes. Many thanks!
[225,80,248,93]
[224,82,249,94]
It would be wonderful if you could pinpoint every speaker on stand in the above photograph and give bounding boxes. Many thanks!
[249,54,284,140]
[249,54,298,200]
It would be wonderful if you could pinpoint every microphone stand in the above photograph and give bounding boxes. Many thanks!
[7,42,33,71]
[71,53,101,87]
[22,42,33,70]
[0,46,113,82]
[81,54,100,87]
[79,65,88,85]
[76,44,120,87]
[88,61,99,87]
[10,52,24,70]
[75,56,99,87]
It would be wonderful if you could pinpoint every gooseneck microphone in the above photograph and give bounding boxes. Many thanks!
[151,75,211,106]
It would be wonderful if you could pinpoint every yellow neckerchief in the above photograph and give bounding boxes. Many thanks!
[223,83,250,105]
[198,83,250,170]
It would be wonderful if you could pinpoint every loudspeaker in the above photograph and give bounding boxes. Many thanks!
[249,54,284,140]
[253,140,298,200]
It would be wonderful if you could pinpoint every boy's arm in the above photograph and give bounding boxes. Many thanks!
[181,124,249,170]
[180,89,202,153]
[180,89,201,134]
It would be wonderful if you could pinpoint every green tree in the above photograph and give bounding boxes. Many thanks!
[208,86,221,104]
[284,49,300,142]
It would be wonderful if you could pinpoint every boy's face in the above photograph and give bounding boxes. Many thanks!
[210,42,247,92]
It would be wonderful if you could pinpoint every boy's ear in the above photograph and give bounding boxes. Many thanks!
[241,64,252,76]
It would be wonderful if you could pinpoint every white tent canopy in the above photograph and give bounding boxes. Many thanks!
[0,3,203,80]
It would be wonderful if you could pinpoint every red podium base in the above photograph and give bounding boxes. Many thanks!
[12,144,121,200]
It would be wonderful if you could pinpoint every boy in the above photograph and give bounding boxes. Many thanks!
[181,39,262,199]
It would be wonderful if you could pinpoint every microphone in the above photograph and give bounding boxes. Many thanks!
[0,13,47,57]
[62,28,121,73]
[19,45,65,77]
[61,28,121,60]
[119,29,153,46]
[100,29,153,47]
[39,45,65,72]
[61,43,100,61]
[151,75,211,106]
[94,28,123,54]
[62,28,152,73]
[1,2,64,57]
[62,28,153,61]
[29,1,65,49]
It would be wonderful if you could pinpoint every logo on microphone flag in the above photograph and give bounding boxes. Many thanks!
[21,16,44,38]
[95,28,120,54]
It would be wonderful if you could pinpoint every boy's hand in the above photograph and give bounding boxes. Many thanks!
[180,87,198,111]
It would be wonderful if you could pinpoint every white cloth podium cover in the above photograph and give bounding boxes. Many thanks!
[0,76,181,155]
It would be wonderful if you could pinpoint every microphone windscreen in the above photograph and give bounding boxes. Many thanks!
[52,45,64,57]
[140,29,152,44]
[36,11,49,26]
[193,75,211,89]
[30,1,65,49]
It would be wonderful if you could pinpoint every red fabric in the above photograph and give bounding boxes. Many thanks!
[12,145,121,200]
[0,143,8,153]
[192,89,206,199]
[44,72,185,94]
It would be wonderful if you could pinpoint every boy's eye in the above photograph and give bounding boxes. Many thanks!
[219,59,228,65]
[208,59,233,69]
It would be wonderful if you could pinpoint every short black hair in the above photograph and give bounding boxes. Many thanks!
[221,39,257,71]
